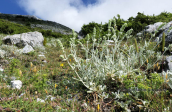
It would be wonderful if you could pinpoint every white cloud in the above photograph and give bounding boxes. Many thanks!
[18,0,172,32]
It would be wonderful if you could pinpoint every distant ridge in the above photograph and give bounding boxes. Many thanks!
[0,13,76,35]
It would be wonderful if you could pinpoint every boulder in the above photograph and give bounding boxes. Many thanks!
[2,31,44,49]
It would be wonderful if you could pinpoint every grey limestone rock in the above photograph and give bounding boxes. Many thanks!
[11,80,22,89]
[137,21,172,47]
[164,56,172,72]
[2,31,44,48]
[22,44,34,54]
[145,22,164,33]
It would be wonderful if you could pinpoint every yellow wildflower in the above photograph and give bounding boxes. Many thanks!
[55,84,57,88]
[166,80,169,82]
[60,63,64,67]
[65,86,67,89]
[146,59,148,63]
[157,62,159,67]
[69,59,71,62]
[35,91,38,94]
[97,104,100,111]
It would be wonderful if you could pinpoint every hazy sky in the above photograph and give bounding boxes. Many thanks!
[0,0,172,32]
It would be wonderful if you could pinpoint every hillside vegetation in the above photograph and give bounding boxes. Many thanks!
[0,13,73,35]
[0,18,74,47]
[0,12,171,111]
[80,11,172,41]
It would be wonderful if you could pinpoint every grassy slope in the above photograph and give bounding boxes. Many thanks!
[0,20,171,111]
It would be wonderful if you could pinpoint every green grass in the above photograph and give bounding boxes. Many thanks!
[0,34,171,112]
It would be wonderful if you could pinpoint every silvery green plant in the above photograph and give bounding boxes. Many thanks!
[0,49,6,58]
[168,44,172,53]
[161,70,172,89]
[0,45,22,57]
[44,38,59,47]
[57,17,169,100]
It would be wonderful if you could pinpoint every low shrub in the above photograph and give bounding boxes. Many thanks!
[57,17,169,111]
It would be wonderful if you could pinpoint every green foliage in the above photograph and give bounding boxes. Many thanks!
[13,68,22,78]
[30,73,48,92]
[162,32,166,52]
[25,22,31,27]
[81,22,101,36]
[41,30,52,37]
[41,29,73,48]
[134,38,138,53]
[80,11,172,39]
[26,51,37,57]
[148,73,164,89]
[0,19,30,34]
[43,37,47,46]
[122,73,164,98]
[0,88,13,97]
[9,58,21,75]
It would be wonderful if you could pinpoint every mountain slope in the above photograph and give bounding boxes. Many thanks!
[0,13,76,35]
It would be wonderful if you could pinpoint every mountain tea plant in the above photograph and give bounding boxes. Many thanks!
[57,17,171,111]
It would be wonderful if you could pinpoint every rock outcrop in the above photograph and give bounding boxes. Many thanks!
[137,21,172,47]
